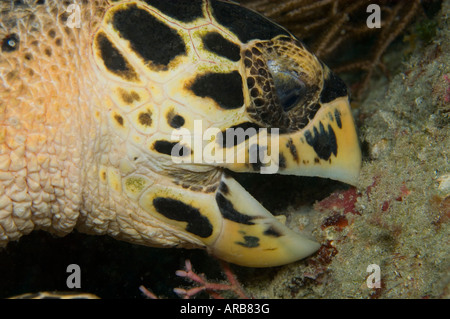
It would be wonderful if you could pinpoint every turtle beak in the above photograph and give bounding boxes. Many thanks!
[205,96,361,267]
[222,96,362,186]
[208,174,321,267]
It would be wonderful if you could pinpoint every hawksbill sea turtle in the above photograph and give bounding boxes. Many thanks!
[0,0,361,269]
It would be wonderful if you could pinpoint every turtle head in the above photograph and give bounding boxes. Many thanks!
[168,1,361,267]
[157,2,361,267]
[90,0,360,267]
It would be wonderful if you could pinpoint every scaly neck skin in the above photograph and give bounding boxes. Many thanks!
[0,0,204,248]
[0,1,108,245]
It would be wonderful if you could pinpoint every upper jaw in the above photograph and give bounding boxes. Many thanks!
[220,96,362,186]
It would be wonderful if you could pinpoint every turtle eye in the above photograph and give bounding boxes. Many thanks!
[268,60,307,112]
[273,71,306,112]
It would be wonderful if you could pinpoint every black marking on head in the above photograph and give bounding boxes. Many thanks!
[114,114,124,126]
[96,32,138,80]
[247,76,255,88]
[138,110,153,126]
[278,153,286,169]
[335,109,342,129]
[153,140,191,157]
[217,122,262,148]
[216,193,255,225]
[320,71,348,103]
[189,71,244,109]
[210,1,290,43]
[153,197,213,238]
[2,34,19,52]
[202,32,241,62]
[286,138,298,162]
[236,236,260,248]
[112,4,186,70]
[143,0,204,22]
[167,110,185,128]
[264,226,282,238]
[304,122,338,161]
[218,182,229,195]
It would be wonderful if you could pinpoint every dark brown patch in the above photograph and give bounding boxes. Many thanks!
[210,0,290,43]
[236,235,260,248]
[335,109,342,129]
[119,89,140,104]
[219,182,229,195]
[264,226,282,238]
[48,29,56,38]
[166,110,185,128]
[304,122,338,161]
[153,197,213,238]
[216,193,255,225]
[138,110,152,126]
[95,31,139,81]
[188,71,244,110]
[142,0,204,23]
[114,114,124,126]
[153,140,191,157]
[320,71,348,104]
[247,76,255,88]
[44,47,52,57]
[279,153,287,169]
[111,4,186,70]
[202,31,241,62]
